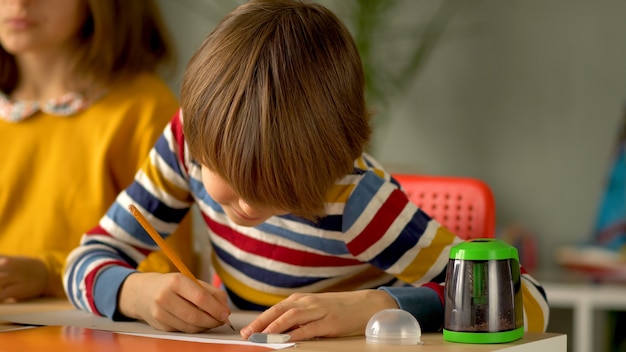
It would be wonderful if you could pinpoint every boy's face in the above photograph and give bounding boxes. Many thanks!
[201,166,288,227]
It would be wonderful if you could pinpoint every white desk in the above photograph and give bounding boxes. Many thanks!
[540,271,626,352]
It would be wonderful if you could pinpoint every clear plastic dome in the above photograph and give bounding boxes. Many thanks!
[365,309,423,345]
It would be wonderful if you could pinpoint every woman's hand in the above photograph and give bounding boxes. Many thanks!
[240,290,399,342]
[0,255,48,302]
[119,272,231,333]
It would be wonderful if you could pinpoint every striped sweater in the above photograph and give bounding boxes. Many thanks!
[63,110,549,332]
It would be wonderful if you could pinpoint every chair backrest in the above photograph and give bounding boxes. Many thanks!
[392,173,496,240]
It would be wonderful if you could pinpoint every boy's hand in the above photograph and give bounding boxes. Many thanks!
[119,272,231,333]
[240,290,399,341]
[0,255,48,302]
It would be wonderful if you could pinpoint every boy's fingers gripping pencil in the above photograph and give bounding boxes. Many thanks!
[127,204,235,332]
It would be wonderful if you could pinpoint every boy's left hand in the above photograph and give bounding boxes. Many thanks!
[240,289,398,341]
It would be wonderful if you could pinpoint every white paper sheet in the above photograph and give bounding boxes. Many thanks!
[0,325,37,332]
[0,309,294,349]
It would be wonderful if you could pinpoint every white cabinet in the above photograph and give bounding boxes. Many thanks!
[540,272,626,352]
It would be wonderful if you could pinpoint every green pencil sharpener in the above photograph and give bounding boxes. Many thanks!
[443,238,524,344]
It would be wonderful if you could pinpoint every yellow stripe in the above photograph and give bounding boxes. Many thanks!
[141,160,190,203]
[522,282,545,332]
[371,167,385,179]
[355,156,386,179]
[356,156,367,169]
[397,226,456,282]
[326,183,355,203]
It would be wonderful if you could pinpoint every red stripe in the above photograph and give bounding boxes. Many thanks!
[84,260,132,316]
[203,214,360,267]
[170,110,188,173]
[86,225,108,235]
[346,189,408,256]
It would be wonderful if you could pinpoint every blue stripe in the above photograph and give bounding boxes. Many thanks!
[125,182,189,223]
[256,218,349,256]
[188,176,207,198]
[343,171,384,231]
[154,133,184,176]
[370,210,432,270]
[106,202,168,244]
[214,246,324,288]
[69,245,136,311]
[189,177,228,215]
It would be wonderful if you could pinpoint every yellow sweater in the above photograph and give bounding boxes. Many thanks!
[0,73,193,297]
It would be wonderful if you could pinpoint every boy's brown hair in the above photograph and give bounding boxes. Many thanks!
[0,0,174,94]
[182,0,372,220]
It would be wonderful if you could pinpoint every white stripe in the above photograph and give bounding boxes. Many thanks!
[355,204,415,262]
[63,245,89,311]
[335,173,361,185]
[324,202,345,215]
[386,222,460,286]
[88,229,149,264]
[149,146,188,191]
[134,170,189,209]
[385,220,438,275]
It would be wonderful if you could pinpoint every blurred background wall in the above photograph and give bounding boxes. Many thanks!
[155,0,626,273]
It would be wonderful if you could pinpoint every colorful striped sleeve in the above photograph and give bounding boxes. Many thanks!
[342,168,549,332]
[520,268,550,332]
[63,111,194,318]
[337,170,459,331]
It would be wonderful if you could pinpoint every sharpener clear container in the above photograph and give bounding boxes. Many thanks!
[443,238,524,344]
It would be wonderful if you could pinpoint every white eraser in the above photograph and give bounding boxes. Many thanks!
[248,332,292,343]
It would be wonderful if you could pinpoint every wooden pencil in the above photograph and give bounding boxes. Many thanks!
[128,204,235,331]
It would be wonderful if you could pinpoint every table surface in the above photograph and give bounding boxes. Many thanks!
[0,298,566,352]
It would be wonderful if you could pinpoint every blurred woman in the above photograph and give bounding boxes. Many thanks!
[0,0,193,302]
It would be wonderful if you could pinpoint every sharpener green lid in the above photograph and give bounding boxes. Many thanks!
[449,238,519,261]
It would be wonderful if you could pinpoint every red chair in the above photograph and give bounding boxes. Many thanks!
[392,173,496,240]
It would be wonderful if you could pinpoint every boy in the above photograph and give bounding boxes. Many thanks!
[64,0,549,341]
